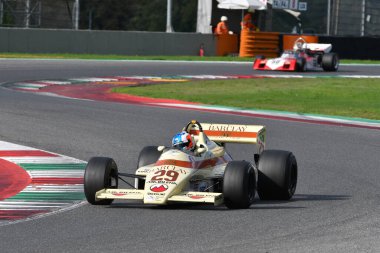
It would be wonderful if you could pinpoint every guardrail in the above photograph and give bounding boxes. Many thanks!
[0,28,216,56]
[1,28,379,60]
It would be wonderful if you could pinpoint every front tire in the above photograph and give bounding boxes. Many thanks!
[257,150,297,200]
[136,146,163,189]
[223,161,256,209]
[296,57,306,72]
[84,157,118,205]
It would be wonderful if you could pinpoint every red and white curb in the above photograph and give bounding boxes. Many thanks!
[0,140,86,226]
[2,75,380,130]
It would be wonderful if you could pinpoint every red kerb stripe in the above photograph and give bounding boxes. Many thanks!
[0,150,58,157]
[31,177,83,184]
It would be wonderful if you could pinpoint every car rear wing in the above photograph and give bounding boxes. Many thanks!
[189,123,266,154]
[305,43,332,53]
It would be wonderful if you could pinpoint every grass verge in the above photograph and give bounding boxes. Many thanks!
[113,78,380,120]
[0,52,379,64]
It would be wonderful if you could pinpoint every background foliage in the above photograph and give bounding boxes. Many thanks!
[79,0,198,32]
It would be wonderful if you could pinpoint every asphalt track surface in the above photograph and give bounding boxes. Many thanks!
[0,59,380,253]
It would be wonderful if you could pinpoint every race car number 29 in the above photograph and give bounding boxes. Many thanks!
[151,170,179,182]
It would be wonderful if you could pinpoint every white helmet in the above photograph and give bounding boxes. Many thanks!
[221,16,228,21]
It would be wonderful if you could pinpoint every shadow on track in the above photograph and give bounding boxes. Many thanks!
[102,194,349,211]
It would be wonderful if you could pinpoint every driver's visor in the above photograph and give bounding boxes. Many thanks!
[174,142,188,150]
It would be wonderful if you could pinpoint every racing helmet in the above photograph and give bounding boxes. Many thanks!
[296,41,303,49]
[172,131,194,151]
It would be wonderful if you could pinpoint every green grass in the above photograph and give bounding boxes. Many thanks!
[0,52,379,64]
[113,78,380,120]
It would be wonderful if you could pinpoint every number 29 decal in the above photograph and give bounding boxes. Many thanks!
[151,170,179,181]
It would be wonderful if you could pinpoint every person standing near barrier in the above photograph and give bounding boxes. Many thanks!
[215,16,231,35]
[241,13,259,32]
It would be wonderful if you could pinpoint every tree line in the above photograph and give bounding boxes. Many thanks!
[79,0,198,32]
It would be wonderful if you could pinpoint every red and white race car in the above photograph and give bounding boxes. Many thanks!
[253,37,339,72]
[84,120,298,209]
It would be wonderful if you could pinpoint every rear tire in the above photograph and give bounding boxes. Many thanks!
[84,157,118,205]
[136,146,163,189]
[223,161,256,209]
[322,53,339,71]
[257,150,297,200]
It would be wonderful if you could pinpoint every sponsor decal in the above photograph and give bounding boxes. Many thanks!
[267,59,285,70]
[145,195,156,201]
[189,195,205,199]
[112,193,127,196]
[152,165,188,175]
[147,180,177,185]
[150,184,168,193]
[188,193,221,199]
[208,124,247,132]
[147,192,165,196]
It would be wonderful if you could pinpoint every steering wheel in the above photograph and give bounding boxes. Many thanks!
[184,120,203,133]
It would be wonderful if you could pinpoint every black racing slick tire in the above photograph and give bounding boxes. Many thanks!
[136,146,163,189]
[84,157,118,205]
[322,53,339,71]
[223,161,256,209]
[296,57,306,72]
[257,150,297,200]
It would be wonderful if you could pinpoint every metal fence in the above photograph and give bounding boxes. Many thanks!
[270,0,380,36]
[1,0,379,36]
[332,0,380,36]
[0,0,79,29]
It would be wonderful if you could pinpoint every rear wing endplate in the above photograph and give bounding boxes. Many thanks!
[189,123,266,154]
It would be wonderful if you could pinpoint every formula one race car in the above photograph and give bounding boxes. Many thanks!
[84,120,298,209]
[253,37,339,72]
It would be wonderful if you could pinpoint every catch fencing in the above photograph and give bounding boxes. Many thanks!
[271,0,380,36]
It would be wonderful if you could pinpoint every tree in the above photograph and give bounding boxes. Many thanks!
[79,0,197,32]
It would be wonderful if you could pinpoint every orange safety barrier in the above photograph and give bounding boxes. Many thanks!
[283,35,319,50]
[239,31,280,58]
[215,34,239,56]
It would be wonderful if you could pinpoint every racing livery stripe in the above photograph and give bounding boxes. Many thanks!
[155,159,192,168]
[155,156,228,169]
[189,130,258,138]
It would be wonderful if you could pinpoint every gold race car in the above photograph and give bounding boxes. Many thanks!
[84,120,298,209]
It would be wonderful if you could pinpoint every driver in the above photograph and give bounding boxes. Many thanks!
[172,131,195,152]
